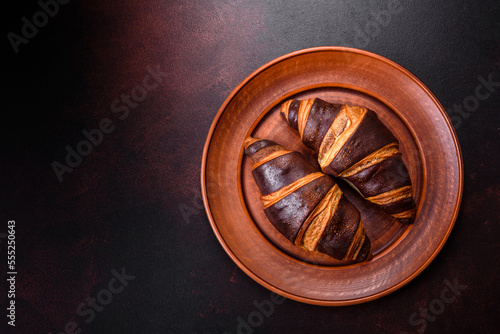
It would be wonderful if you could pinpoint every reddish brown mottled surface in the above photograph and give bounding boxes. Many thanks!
[2,0,499,333]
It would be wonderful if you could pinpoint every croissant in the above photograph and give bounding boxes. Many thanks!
[280,98,416,224]
[244,136,372,263]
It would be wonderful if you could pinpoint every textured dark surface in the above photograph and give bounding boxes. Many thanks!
[1,0,499,333]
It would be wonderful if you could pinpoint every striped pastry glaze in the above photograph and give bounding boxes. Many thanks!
[244,137,371,262]
[281,98,416,224]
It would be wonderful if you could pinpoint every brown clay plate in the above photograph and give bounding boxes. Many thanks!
[201,47,463,305]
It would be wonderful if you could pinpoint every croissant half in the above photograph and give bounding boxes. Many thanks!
[244,137,372,263]
[280,98,417,224]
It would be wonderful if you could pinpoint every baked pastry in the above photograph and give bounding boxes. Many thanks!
[280,98,416,224]
[244,136,372,263]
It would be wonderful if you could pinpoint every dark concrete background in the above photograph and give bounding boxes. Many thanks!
[1,0,499,333]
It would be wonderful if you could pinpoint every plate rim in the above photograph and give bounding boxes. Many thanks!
[201,46,464,306]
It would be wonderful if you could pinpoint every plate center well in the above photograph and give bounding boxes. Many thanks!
[240,86,421,267]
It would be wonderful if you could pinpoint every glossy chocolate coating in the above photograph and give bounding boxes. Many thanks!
[264,175,334,242]
[302,99,344,153]
[316,195,369,261]
[252,152,318,195]
[323,109,397,175]
[344,154,412,197]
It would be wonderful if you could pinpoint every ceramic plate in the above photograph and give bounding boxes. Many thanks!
[201,47,463,305]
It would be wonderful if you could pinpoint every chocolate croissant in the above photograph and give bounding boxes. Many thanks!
[280,98,416,224]
[244,137,372,263]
